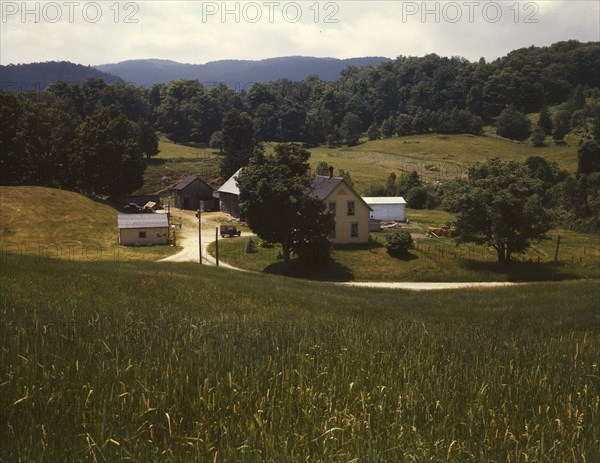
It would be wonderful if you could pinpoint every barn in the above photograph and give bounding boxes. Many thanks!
[117,214,169,246]
[362,197,406,221]
[173,175,217,211]
[217,168,242,218]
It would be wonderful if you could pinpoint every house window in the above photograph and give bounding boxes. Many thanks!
[329,225,336,239]
[328,202,336,215]
[347,201,355,216]
[351,223,359,238]
[139,231,146,238]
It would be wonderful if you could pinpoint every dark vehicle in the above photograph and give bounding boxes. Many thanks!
[124,203,144,212]
[220,225,242,238]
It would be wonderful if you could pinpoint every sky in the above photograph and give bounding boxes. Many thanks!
[1,1,599,65]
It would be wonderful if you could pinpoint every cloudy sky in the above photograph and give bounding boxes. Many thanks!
[1,1,598,65]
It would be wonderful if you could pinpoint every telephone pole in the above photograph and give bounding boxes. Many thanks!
[198,208,202,264]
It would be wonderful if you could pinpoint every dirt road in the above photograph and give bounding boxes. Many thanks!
[159,210,247,269]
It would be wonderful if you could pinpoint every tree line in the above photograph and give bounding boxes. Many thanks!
[1,40,599,196]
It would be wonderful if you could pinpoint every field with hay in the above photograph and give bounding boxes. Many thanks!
[1,254,599,462]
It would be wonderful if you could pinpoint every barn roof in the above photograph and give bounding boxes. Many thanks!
[117,214,169,229]
[218,168,243,195]
[362,197,407,205]
[173,175,200,191]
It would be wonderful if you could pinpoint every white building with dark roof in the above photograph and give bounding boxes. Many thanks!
[117,214,169,246]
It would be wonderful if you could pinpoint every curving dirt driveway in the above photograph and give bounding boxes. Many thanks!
[159,210,248,270]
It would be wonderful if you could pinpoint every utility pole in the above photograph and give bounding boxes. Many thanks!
[215,227,220,267]
[554,235,561,263]
[198,208,202,264]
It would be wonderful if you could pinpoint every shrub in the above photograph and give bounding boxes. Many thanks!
[385,229,413,258]
[246,237,257,253]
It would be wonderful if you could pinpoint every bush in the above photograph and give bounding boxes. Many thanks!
[385,229,413,258]
[245,237,257,253]
[406,186,431,209]
[496,106,531,140]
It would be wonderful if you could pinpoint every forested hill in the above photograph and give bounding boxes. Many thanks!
[0,61,123,93]
[95,56,392,87]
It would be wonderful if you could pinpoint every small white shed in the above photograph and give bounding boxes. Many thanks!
[117,214,169,246]
[362,197,407,221]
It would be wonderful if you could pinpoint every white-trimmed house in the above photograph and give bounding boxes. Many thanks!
[117,214,169,246]
[362,197,406,221]
[312,175,372,244]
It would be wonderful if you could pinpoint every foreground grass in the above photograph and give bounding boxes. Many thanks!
[1,255,598,462]
[0,186,180,261]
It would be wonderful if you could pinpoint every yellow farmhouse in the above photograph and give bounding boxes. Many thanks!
[312,174,372,244]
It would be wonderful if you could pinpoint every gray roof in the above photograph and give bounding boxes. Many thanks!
[217,168,243,195]
[311,176,344,200]
[173,175,199,191]
[117,214,169,229]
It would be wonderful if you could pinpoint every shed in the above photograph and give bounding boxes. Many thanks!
[362,197,406,221]
[117,214,169,246]
[217,168,242,218]
[173,175,217,211]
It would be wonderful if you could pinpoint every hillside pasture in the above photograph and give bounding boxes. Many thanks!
[309,134,579,193]
[0,186,179,261]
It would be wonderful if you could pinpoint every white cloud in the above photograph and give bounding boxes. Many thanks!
[0,1,598,64]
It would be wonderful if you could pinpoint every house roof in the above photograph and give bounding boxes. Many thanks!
[173,175,200,191]
[217,168,243,195]
[362,196,407,205]
[311,176,344,200]
[117,214,169,229]
[311,176,372,211]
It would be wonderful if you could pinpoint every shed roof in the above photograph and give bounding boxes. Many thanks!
[362,197,407,205]
[117,214,169,229]
[173,175,200,191]
[217,168,243,195]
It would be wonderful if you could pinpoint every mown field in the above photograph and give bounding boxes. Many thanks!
[1,255,598,462]
[136,132,580,197]
[0,186,180,261]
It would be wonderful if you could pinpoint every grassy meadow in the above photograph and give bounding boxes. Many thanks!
[210,208,600,282]
[307,133,579,193]
[1,254,599,462]
[0,186,180,262]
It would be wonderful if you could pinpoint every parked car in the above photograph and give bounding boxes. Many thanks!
[124,203,144,212]
[220,225,242,238]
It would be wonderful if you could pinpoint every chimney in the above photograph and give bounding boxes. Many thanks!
[329,166,334,179]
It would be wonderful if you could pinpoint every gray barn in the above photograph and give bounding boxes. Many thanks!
[173,175,217,211]
[217,168,242,218]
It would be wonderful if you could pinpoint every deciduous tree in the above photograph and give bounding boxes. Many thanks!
[237,144,334,266]
[443,158,552,263]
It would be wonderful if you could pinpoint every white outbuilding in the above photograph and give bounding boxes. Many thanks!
[117,214,169,246]
[362,197,407,221]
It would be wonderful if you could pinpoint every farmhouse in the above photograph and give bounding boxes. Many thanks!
[312,173,371,244]
[117,214,169,246]
[362,197,406,221]
[217,168,242,218]
[173,175,217,211]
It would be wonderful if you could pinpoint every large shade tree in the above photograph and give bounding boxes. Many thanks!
[236,144,334,266]
[443,158,552,263]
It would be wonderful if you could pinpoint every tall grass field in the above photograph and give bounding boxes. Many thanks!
[1,254,598,462]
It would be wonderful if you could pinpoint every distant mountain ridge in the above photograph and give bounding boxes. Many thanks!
[95,56,392,87]
[0,61,123,92]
